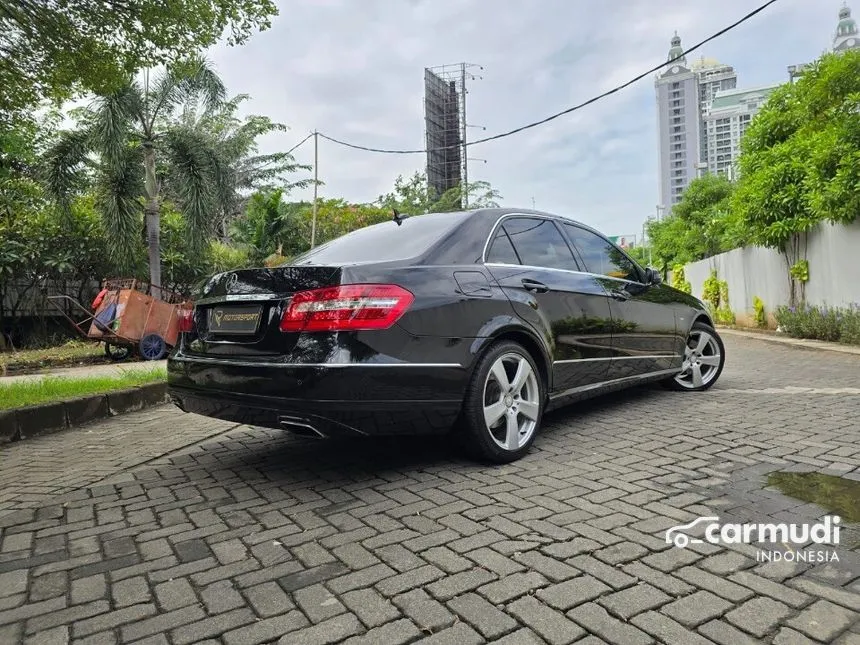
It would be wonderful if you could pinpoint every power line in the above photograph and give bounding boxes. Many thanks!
[285,132,314,156]
[317,0,780,155]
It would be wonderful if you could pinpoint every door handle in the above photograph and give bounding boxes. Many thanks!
[609,288,629,301]
[521,278,549,293]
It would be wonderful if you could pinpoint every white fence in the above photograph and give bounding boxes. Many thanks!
[684,219,860,325]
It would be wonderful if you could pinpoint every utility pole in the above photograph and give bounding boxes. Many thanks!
[311,131,318,249]
[460,62,468,210]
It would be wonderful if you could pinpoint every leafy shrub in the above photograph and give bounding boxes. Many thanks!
[702,269,735,325]
[775,303,860,345]
[671,264,692,294]
[753,296,767,328]
[702,269,721,310]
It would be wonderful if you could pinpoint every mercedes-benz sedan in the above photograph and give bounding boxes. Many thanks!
[167,208,725,463]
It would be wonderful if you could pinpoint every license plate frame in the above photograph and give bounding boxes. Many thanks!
[208,305,264,335]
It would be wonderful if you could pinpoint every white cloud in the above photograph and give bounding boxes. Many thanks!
[208,0,841,237]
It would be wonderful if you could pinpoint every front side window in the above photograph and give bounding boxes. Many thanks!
[487,217,578,271]
[563,224,642,282]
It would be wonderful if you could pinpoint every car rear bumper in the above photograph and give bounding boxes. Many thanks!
[166,353,467,437]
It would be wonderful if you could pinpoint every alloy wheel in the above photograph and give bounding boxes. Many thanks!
[482,352,541,451]
[674,328,722,389]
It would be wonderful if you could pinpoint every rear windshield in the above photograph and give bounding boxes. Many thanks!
[289,211,470,265]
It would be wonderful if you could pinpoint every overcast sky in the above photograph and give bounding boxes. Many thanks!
[208,0,841,238]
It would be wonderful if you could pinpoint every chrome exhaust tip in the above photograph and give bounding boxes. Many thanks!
[278,416,325,439]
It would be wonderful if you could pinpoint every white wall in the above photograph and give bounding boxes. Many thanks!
[684,219,860,318]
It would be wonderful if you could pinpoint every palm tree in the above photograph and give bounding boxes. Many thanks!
[44,57,228,299]
[168,94,314,238]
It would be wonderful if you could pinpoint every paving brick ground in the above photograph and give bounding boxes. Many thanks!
[0,334,858,644]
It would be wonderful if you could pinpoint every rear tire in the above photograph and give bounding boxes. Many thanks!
[663,321,725,391]
[458,341,545,464]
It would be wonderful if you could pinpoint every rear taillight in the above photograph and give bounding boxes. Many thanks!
[178,308,194,333]
[279,284,414,332]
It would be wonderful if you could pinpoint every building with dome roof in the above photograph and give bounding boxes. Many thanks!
[655,3,858,213]
[833,3,859,51]
[654,34,737,209]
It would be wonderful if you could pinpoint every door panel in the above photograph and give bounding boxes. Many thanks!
[560,222,680,379]
[483,216,614,393]
[594,277,680,379]
[488,266,614,392]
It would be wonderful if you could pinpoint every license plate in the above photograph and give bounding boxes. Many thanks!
[208,305,263,334]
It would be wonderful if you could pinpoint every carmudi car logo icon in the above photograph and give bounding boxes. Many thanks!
[665,515,842,562]
[665,516,720,548]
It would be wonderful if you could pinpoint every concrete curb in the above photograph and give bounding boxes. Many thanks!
[0,382,169,445]
[719,327,860,356]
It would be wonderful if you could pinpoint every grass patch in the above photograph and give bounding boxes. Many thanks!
[0,366,166,410]
[1,340,107,374]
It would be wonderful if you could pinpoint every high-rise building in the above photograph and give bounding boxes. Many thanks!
[703,85,779,177]
[654,34,701,209]
[657,3,859,211]
[692,58,737,164]
[655,36,737,208]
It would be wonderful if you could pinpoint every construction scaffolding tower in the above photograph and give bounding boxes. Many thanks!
[424,63,481,208]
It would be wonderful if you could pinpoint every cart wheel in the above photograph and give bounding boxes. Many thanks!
[139,333,167,361]
[104,342,131,362]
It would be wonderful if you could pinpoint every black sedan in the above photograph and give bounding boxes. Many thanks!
[167,208,725,463]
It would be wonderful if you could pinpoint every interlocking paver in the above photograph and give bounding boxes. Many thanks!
[536,574,611,611]
[631,611,714,645]
[661,589,732,627]
[341,587,399,628]
[393,588,455,632]
[567,602,653,645]
[508,595,586,645]
[477,570,548,604]
[340,618,422,645]
[276,612,363,645]
[411,621,483,645]
[0,336,858,643]
[598,582,671,620]
[725,596,794,638]
[785,599,858,642]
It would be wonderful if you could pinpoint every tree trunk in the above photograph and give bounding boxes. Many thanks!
[143,143,162,300]
[782,244,796,308]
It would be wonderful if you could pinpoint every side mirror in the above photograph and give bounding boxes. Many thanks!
[645,267,662,285]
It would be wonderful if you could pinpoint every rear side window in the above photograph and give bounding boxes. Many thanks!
[489,217,578,271]
[486,229,520,264]
[290,211,470,265]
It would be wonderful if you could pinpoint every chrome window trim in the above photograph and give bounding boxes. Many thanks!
[484,262,638,289]
[481,213,579,269]
[481,214,648,287]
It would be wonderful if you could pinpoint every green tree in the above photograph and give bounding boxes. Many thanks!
[647,174,741,277]
[1,0,277,119]
[376,171,501,215]
[733,50,860,305]
[229,190,307,265]
[44,58,237,298]
[170,94,313,237]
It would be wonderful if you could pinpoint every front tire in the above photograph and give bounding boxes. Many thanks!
[459,341,545,463]
[664,321,725,391]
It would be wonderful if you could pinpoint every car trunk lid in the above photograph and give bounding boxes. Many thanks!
[184,266,342,358]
